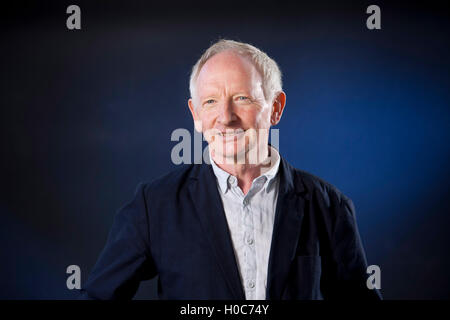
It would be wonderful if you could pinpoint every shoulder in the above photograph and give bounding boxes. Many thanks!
[136,164,200,199]
[288,165,359,235]
[285,161,353,213]
[300,169,350,203]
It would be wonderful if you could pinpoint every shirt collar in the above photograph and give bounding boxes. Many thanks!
[210,153,231,194]
[209,145,281,194]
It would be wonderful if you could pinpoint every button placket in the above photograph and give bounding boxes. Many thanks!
[240,190,256,298]
[211,147,281,300]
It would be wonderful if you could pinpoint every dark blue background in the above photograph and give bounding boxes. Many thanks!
[1,0,449,299]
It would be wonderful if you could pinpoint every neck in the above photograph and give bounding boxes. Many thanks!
[211,145,273,195]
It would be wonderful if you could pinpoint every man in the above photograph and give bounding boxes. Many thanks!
[80,39,381,300]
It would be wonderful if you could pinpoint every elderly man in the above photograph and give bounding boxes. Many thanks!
[80,39,381,300]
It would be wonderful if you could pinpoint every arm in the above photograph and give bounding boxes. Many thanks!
[323,197,382,300]
[79,183,158,299]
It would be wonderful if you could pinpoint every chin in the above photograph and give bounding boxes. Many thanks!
[212,143,247,164]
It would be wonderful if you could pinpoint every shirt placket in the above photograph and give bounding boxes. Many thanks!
[228,175,257,300]
[242,195,256,299]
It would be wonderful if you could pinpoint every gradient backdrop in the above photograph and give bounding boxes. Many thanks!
[1,0,449,299]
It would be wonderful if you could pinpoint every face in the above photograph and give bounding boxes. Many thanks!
[188,50,284,165]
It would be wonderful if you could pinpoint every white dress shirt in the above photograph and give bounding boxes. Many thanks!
[209,146,281,300]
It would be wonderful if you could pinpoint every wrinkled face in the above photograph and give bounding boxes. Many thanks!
[188,51,272,164]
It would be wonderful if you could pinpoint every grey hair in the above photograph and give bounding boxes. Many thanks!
[189,39,282,107]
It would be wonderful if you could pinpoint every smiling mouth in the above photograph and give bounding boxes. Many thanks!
[218,129,245,136]
[217,129,245,141]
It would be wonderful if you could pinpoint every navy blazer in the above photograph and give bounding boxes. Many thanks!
[80,155,381,300]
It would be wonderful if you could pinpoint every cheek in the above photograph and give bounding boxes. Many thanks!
[197,110,215,130]
[238,108,260,126]
[254,108,271,128]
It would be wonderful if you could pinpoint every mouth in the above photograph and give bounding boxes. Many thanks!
[217,129,245,141]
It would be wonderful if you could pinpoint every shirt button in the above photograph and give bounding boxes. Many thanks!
[248,280,255,289]
[246,238,254,245]
[229,176,237,185]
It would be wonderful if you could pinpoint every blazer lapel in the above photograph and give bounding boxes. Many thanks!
[188,163,246,300]
[266,157,307,299]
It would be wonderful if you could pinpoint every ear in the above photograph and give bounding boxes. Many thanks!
[270,91,286,126]
[188,98,202,132]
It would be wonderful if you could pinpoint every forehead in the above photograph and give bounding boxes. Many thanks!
[196,51,262,95]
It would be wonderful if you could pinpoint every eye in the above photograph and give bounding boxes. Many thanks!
[237,96,249,101]
[204,99,216,105]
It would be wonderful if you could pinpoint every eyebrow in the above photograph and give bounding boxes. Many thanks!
[199,85,253,97]
[199,92,254,102]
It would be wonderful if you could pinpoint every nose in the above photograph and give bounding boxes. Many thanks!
[217,99,236,125]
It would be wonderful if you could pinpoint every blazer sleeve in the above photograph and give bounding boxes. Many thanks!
[79,182,158,299]
[324,197,382,300]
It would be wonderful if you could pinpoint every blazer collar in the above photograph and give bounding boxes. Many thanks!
[188,154,307,300]
[265,156,307,299]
